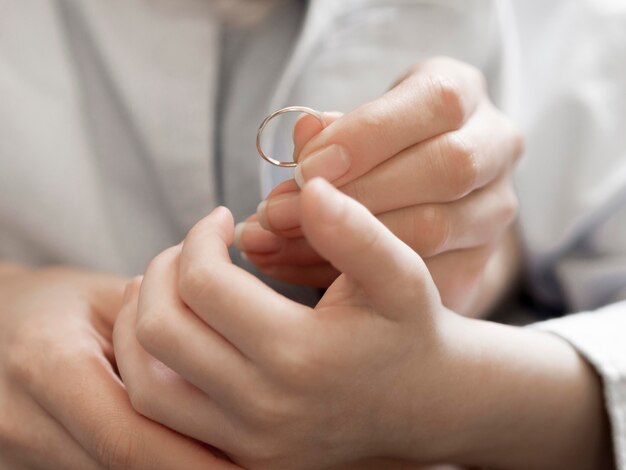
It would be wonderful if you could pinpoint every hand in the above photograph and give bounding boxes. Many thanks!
[114,178,471,469]
[116,180,610,470]
[0,264,239,470]
[236,57,523,315]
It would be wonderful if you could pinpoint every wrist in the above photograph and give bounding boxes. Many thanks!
[440,317,611,470]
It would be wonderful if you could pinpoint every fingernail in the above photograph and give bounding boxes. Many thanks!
[256,200,269,228]
[234,222,283,253]
[256,193,300,231]
[234,222,246,249]
[295,144,350,188]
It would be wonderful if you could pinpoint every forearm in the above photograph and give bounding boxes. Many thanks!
[442,317,612,470]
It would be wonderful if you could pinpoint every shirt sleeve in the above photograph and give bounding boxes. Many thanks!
[531,302,626,469]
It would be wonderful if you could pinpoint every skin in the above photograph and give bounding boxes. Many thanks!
[0,57,609,468]
[114,180,612,470]
[236,57,523,317]
[0,263,240,470]
[0,57,523,468]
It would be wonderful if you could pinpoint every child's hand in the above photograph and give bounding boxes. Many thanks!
[236,57,523,315]
[114,178,463,468]
[114,179,610,470]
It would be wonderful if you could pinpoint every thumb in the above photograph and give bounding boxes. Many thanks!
[300,178,439,317]
[293,111,343,163]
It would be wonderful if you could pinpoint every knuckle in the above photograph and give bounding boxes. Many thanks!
[237,432,284,467]
[135,303,172,352]
[353,102,388,139]
[417,205,451,256]
[243,388,290,430]
[426,75,466,130]
[126,385,154,421]
[439,133,478,199]
[5,321,45,385]
[178,262,216,305]
[499,183,519,226]
[266,337,322,387]
[145,247,177,278]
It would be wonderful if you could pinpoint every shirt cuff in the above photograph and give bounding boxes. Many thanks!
[530,301,626,469]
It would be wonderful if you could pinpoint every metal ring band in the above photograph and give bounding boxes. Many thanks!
[256,106,325,168]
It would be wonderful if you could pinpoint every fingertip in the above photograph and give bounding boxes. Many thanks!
[122,276,143,304]
[294,111,344,163]
[210,205,234,225]
[301,177,346,230]
[209,205,235,243]
[233,222,245,250]
[294,165,305,188]
[256,200,269,230]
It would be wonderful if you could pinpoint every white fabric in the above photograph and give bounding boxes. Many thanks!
[0,0,625,465]
[533,303,626,469]
[514,3,626,464]
[512,0,626,312]
[0,1,221,274]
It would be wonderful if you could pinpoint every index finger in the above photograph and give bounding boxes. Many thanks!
[178,206,310,358]
[295,57,485,188]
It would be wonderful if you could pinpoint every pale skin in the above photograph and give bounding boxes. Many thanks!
[114,179,612,469]
[0,264,239,469]
[237,57,523,317]
[0,57,611,468]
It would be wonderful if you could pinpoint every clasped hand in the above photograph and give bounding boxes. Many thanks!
[114,178,465,469]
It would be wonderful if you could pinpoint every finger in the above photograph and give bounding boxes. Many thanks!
[300,178,438,316]
[338,102,523,214]
[256,191,304,234]
[295,58,485,188]
[426,245,494,314]
[250,175,516,265]
[178,206,310,359]
[264,179,299,199]
[293,111,343,162]
[377,176,518,257]
[2,389,100,470]
[234,220,286,255]
[26,309,237,469]
[235,220,322,264]
[341,102,523,214]
[259,103,521,234]
[114,286,243,457]
[135,246,255,404]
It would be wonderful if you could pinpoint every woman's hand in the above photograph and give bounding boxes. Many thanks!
[0,264,239,470]
[115,180,610,470]
[236,57,523,316]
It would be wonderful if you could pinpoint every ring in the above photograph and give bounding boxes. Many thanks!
[256,106,325,167]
